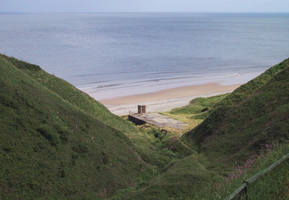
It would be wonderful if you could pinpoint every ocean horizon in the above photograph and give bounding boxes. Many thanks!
[1,13,289,100]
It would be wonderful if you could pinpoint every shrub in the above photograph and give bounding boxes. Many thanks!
[72,144,89,154]
[36,125,59,146]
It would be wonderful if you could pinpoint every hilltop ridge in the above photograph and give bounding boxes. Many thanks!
[183,58,289,169]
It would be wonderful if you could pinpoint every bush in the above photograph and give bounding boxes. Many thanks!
[72,144,89,154]
[148,128,165,141]
[36,125,59,146]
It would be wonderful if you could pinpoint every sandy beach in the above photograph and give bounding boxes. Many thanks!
[96,83,241,116]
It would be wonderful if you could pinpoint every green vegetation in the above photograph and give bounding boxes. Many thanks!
[117,58,289,199]
[1,54,137,135]
[214,58,289,108]
[181,58,289,198]
[168,94,228,124]
[0,54,204,199]
[0,54,186,199]
[1,53,289,199]
[183,58,289,165]
[171,94,228,116]
[165,142,289,200]
[0,54,157,199]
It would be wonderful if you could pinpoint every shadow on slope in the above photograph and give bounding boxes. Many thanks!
[183,58,289,172]
[1,54,137,135]
[0,55,155,199]
[1,54,179,171]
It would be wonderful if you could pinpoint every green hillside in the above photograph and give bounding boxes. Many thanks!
[0,54,156,199]
[183,58,289,171]
[214,58,289,107]
[2,53,289,200]
[111,58,289,199]
[124,58,289,200]
[0,55,179,172]
[1,54,137,135]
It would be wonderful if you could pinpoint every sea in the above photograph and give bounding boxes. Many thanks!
[1,13,289,100]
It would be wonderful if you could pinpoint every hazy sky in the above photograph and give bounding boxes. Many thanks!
[1,0,289,13]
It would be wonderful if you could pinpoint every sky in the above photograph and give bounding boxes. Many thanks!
[0,0,289,13]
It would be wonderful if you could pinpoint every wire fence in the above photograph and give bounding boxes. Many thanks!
[225,152,289,200]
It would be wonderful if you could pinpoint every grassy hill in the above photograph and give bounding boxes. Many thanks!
[0,54,158,199]
[2,53,289,200]
[214,58,289,108]
[110,58,289,199]
[0,55,180,172]
[183,57,289,174]
[1,54,138,135]
[122,58,289,200]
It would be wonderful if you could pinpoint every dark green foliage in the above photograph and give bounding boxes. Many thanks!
[147,128,165,140]
[201,107,209,112]
[0,55,193,177]
[183,57,289,170]
[2,53,289,200]
[58,129,69,143]
[190,111,210,120]
[0,54,154,199]
[122,58,289,199]
[163,137,195,158]
[37,125,59,146]
[0,93,19,109]
[214,58,289,107]
[71,143,89,154]
[1,55,41,71]
[1,54,138,135]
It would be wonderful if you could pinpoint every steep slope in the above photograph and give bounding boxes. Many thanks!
[114,58,289,200]
[1,54,138,135]
[183,58,289,171]
[0,55,176,171]
[119,154,221,200]
[215,58,289,107]
[0,55,153,199]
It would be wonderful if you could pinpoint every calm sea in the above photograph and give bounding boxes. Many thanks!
[1,13,289,99]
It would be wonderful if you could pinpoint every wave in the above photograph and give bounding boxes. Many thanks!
[94,84,120,89]
[79,83,120,90]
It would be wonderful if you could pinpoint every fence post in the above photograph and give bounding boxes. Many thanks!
[243,181,249,200]
[244,185,248,200]
[225,152,289,200]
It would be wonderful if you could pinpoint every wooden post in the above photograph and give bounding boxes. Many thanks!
[245,186,248,200]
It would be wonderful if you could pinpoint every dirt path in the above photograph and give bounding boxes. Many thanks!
[179,139,223,178]
[179,139,208,171]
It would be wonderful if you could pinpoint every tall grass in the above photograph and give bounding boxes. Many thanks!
[185,143,289,199]
[0,54,159,199]
[2,53,289,199]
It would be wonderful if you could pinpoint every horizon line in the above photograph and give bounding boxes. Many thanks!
[1,11,289,14]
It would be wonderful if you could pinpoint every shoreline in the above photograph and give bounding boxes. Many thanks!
[95,83,241,116]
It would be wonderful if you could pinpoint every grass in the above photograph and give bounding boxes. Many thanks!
[1,54,203,199]
[0,54,159,199]
[189,143,289,200]
[170,94,227,117]
[116,57,289,199]
[160,94,228,134]
[180,57,289,199]
[0,53,183,169]
[2,53,289,199]
[1,54,138,135]
[214,58,289,108]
